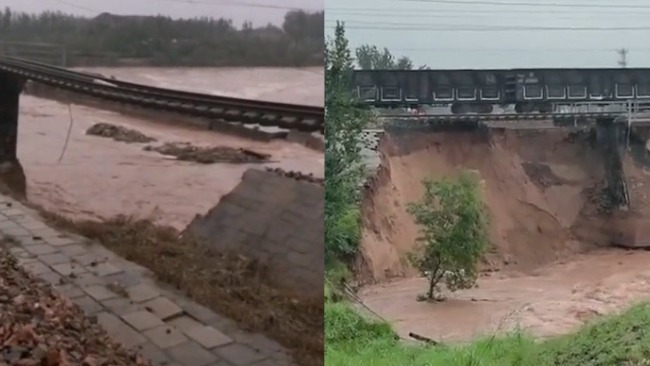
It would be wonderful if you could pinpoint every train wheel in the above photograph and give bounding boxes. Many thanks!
[515,103,525,113]
[479,104,494,113]
[538,103,552,113]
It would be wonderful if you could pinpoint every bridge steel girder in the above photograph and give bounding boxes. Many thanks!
[0,71,26,197]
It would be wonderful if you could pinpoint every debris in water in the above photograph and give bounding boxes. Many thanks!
[144,142,270,164]
[86,123,157,143]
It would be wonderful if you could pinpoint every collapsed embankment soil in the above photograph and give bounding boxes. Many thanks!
[356,126,650,343]
[359,127,609,282]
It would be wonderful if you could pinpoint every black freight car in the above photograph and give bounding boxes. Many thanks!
[352,68,650,114]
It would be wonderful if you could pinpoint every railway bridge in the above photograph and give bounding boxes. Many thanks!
[0,57,324,196]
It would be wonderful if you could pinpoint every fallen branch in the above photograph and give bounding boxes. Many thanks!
[408,332,442,346]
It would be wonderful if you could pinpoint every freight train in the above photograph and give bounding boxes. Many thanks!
[351,68,650,114]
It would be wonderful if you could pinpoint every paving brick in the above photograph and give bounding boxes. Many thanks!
[144,326,188,349]
[97,312,147,348]
[93,261,123,277]
[185,326,233,349]
[267,351,295,366]
[206,314,240,335]
[17,236,46,247]
[100,297,140,316]
[168,341,219,366]
[83,285,119,301]
[72,295,103,316]
[168,316,202,333]
[73,253,103,266]
[142,296,183,321]
[38,270,63,286]
[122,310,165,331]
[71,272,104,288]
[127,284,160,303]
[22,261,51,275]
[58,244,87,257]
[174,297,218,323]
[235,334,283,357]
[249,360,285,366]
[17,218,48,231]
[1,225,31,238]
[38,253,70,266]
[16,255,39,266]
[213,343,268,366]
[104,271,141,288]
[8,247,29,258]
[45,236,77,247]
[24,244,57,256]
[51,262,86,277]
[54,284,85,299]
[136,342,173,366]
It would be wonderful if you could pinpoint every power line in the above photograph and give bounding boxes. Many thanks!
[327,6,650,15]
[393,0,650,10]
[325,22,650,32]
[48,0,99,13]
[152,0,321,11]
[44,0,321,15]
[328,9,650,18]
[383,47,650,53]
[328,19,650,29]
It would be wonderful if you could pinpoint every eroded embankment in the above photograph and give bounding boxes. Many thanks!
[358,127,650,283]
[357,126,650,343]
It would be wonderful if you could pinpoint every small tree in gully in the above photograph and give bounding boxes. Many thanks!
[407,172,489,301]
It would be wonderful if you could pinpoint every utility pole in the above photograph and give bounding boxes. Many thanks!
[618,48,628,68]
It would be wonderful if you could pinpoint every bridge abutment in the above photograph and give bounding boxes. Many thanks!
[0,72,26,198]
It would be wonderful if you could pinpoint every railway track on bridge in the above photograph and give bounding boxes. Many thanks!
[0,57,323,133]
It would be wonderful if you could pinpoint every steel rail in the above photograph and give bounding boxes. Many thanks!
[5,57,322,116]
[0,57,324,133]
[375,111,635,122]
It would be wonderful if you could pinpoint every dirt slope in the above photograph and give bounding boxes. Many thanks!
[358,128,616,283]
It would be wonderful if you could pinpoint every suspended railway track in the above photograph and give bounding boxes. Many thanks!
[0,57,324,133]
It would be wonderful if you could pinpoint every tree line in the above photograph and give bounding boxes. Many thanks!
[355,44,428,70]
[0,7,323,67]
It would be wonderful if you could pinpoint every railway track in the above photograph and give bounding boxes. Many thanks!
[0,57,323,133]
[377,112,635,122]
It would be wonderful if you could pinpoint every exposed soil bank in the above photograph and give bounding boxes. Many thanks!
[357,126,650,342]
[359,128,610,282]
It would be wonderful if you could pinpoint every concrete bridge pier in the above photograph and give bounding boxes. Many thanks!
[0,72,26,198]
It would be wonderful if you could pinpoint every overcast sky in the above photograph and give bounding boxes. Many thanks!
[3,0,323,26]
[326,0,650,69]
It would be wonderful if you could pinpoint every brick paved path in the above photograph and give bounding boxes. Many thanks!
[0,194,294,366]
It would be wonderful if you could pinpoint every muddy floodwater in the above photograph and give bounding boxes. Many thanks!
[361,249,650,343]
[72,67,324,107]
[17,67,323,229]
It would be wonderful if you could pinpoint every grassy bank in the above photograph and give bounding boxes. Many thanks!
[325,298,650,366]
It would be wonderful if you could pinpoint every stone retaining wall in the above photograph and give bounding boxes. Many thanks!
[184,168,324,297]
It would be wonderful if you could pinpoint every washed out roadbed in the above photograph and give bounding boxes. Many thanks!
[0,240,149,366]
[37,212,323,366]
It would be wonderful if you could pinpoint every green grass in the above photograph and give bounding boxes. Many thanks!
[325,299,650,366]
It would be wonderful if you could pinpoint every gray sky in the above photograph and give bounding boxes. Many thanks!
[4,0,323,26]
[326,0,650,69]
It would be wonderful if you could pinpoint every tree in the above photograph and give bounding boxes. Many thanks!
[406,172,489,301]
[324,22,368,262]
[355,44,416,70]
